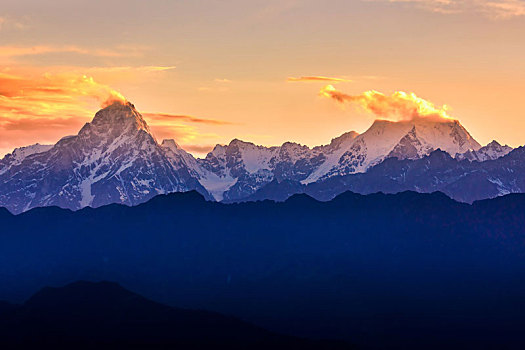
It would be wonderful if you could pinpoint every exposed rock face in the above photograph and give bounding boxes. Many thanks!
[456,140,513,162]
[0,102,210,213]
[0,101,518,211]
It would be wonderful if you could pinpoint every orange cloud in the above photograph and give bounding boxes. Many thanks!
[0,71,129,154]
[320,85,452,121]
[376,0,525,19]
[287,76,353,83]
[484,0,525,19]
[0,72,126,108]
[179,144,215,154]
[0,44,149,64]
[143,113,234,126]
[84,66,176,73]
[0,66,224,158]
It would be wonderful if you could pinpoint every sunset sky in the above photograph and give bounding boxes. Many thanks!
[1,0,524,157]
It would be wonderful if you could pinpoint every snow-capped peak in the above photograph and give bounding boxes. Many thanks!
[1,100,507,210]
[82,101,151,137]
[0,101,211,213]
[457,140,513,162]
[302,117,481,183]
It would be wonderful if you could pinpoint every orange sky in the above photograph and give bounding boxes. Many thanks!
[1,0,524,157]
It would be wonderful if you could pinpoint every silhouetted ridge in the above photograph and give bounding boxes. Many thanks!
[236,179,305,203]
[2,191,525,349]
[284,192,319,205]
[0,281,353,349]
[0,207,12,218]
[25,280,139,311]
[138,190,208,210]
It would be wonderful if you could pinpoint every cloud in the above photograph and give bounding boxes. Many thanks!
[197,78,233,92]
[0,115,86,155]
[320,85,452,121]
[0,116,83,132]
[0,16,29,31]
[0,44,150,64]
[483,0,525,19]
[86,66,176,73]
[370,0,525,19]
[179,144,215,154]
[287,76,353,83]
[0,71,129,154]
[253,0,301,20]
[0,67,218,158]
[145,113,225,149]
[143,113,234,126]
[139,66,176,72]
[2,72,126,106]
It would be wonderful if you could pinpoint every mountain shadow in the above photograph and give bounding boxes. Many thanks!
[2,191,525,349]
[0,280,353,349]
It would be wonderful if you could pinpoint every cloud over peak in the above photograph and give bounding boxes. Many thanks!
[320,85,453,121]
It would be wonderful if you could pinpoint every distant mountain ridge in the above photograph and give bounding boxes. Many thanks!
[0,101,517,212]
[241,147,525,204]
[2,190,525,349]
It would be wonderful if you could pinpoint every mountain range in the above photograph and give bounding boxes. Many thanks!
[2,190,525,349]
[0,101,518,213]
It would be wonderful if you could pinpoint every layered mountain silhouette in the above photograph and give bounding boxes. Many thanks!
[1,191,525,349]
[0,101,517,213]
[0,280,350,349]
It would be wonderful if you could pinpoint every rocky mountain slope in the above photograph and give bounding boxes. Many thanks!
[242,147,525,204]
[0,102,209,213]
[198,117,484,201]
[0,101,517,212]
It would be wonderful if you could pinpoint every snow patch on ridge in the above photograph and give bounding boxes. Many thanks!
[198,172,238,201]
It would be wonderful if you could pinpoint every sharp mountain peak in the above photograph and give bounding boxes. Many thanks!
[0,101,516,212]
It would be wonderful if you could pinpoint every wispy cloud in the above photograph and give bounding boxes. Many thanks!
[0,67,228,158]
[287,76,353,83]
[82,66,176,74]
[483,0,525,19]
[370,0,525,19]
[0,71,126,152]
[0,15,30,31]
[196,78,234,92]
[179,144,215,154]
[0,44,149,64]
[0,71,125,114]
[143,113,234,126]
[144,112,228,152]
[0,66,184,156]
[253,0,301,20]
